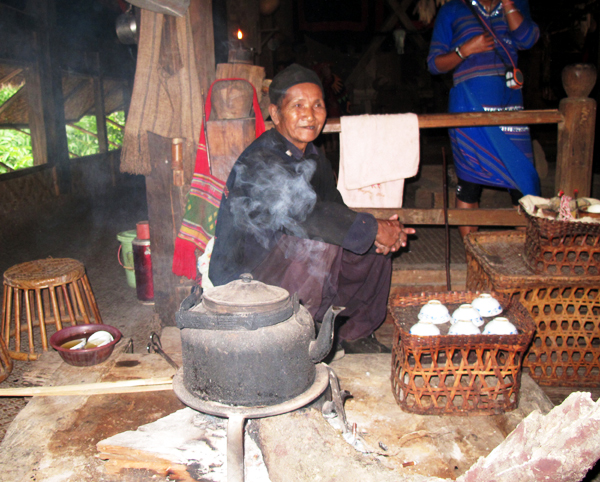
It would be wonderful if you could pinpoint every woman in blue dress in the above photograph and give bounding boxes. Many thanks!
[427,0,540,238]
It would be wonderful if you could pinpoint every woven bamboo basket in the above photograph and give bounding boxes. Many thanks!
[523,209,600,276]
[390,290,535,416]
[465,230,600,387]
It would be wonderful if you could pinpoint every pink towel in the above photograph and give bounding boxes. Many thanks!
[337,114,419,208]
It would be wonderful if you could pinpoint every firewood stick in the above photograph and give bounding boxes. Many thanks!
[0,377,173,397]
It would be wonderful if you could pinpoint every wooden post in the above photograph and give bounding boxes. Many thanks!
[93,53,114,187]
[93,53,109,155]
[24,60,48,167]
[556,63,597,198]
[28,0,71,193]
[146,133,190,325]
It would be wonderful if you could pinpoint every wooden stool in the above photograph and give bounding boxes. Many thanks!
[2,258,102,360]
[0,336,12,382]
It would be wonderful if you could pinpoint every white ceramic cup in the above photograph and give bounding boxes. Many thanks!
[483,317,518,335]
[410,320,441,336]
[471,293,503,317]
[418,300,451,324]
[451,304,483,327]
[448,320,481,335]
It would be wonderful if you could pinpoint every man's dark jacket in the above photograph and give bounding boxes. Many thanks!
[209,128,378,286]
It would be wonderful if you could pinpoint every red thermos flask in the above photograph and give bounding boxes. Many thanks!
[132,221,154,303]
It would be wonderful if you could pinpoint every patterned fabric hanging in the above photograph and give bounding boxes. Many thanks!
[172,78,266,280]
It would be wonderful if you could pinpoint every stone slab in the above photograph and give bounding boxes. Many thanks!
[256,353,554,481]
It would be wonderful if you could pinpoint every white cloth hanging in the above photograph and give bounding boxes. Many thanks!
[337,113,420,208]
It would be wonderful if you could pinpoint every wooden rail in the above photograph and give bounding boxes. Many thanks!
[354,207,525,226]
[322,109,563,132]
[319,64,597,226]
[321,110,564,226]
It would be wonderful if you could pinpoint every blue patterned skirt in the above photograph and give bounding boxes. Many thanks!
[448,75,540,196]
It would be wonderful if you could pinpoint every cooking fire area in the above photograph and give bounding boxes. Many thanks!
[1,283,598,481]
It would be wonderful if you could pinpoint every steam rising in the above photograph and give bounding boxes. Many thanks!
[230,155,318,249]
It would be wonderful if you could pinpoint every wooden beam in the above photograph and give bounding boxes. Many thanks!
[62,78,89,105]
[0,67,24,85]
[262,109,563,133]
[106,117,124,129]
[318,110,563,134]
[354,208,526,226]
[66,123,120,149]
[0,161,14,172]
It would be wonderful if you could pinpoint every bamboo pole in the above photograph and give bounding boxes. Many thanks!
[0,377,173,397]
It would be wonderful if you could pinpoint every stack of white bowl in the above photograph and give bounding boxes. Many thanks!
[409,294,518,336]
[449,304,483,335]
[409,300,449,336]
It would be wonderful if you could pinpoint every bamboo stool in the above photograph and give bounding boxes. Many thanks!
[2,258,102,360]
[0,337,12,382]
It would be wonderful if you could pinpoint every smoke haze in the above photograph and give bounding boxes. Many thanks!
[229,154,318,249]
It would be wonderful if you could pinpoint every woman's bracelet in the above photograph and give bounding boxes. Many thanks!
[455,46,466,60]
[506,8,519,14]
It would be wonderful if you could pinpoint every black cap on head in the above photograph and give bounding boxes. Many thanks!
[269,63,324,106]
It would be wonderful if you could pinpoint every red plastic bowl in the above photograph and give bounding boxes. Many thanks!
[49,324,122,367]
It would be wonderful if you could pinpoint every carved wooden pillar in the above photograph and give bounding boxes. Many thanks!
[555,63,597,197]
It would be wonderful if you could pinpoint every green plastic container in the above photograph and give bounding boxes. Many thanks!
[117,230,137,288]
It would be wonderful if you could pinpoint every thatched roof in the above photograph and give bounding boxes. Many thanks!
[0,62,129,129]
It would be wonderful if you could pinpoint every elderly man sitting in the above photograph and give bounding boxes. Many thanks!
[209,64,414,355]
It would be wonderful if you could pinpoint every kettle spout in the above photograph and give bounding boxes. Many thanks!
[309,305,344,362]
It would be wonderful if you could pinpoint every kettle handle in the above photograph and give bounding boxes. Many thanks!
[179,285,203,312]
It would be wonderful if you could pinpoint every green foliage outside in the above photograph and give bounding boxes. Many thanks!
[0,84,125,174]
[0,84,33,175]
[0,85,20,104]
[66,111,125,158]
[0,128,33,174]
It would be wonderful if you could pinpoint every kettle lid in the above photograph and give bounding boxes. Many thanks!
[202,273,290,316]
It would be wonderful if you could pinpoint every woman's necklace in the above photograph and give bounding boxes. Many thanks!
[473,0,501,17]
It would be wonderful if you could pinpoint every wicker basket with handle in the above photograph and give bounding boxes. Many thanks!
[390,290,535,416]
